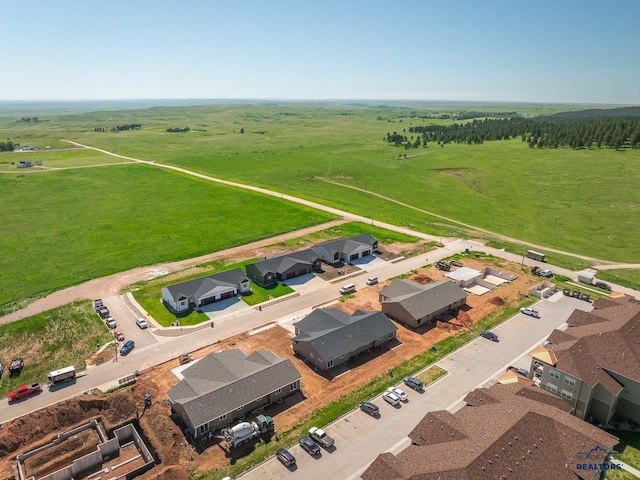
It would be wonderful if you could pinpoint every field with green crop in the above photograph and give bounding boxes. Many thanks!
[0,163,334,310]
[1,101,638,311]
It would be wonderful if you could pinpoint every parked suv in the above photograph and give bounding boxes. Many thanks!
[595,281,612,291]
[365,276,379,286]
[359,401,380,417]
[299,436,321,456]
[403,376,423,391]
[136,317,149,329]
[276,448,296,466]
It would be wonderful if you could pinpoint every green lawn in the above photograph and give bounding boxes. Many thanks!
[0,302,113,397]
[0,163,335,311]
[485,239,595,271]
[597,269,640,291]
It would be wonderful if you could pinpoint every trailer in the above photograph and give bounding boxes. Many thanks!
[527,250,546,262]
[578,273,595,285]
[48,365,76,385]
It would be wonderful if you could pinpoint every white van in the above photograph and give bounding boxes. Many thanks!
[339,283,356,295]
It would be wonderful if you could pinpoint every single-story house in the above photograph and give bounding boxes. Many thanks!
[312,233,378,265]
[245,249,321,287]
[292,308,397,371]
[166,349,302,439]
[379,279,467,327]
[161,268,250,312]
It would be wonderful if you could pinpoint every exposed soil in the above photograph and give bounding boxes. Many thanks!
[0,256,537,478]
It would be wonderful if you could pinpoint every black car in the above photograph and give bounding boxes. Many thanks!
[403,376,424,391]
[276,448,296,466]
[359,401,380,417]
[595,281,612,291]
[507,366,529,377]
[480,331,499,342]
[299,436,321,456]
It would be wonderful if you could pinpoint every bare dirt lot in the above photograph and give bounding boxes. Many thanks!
[0,255,538,479]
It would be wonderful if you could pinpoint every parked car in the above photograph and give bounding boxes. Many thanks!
[114,330,125,342]
[520,307,540,318]
[507,366,530,377]
[120,340,135,355]
[538,269,553,278]
[387,386,408,402]
[136,317,149,329]
[383,391,400,406]
[299,436,321,456]
[97,307,110,318]
[93,299,104,311]
[339,283,356,295]
[403,376,423,391]
[365,276,379,286]
[595,281,612,291]
[359,401,380,417]
[480,331,499,342]
[9,358,25,376]
[276,448,296,466]
[106,317,117,329]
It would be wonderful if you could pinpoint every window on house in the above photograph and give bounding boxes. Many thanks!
[218,414,226,422]
[290,382,297,391]
[564,376,576,387]
[236,405,245,411]
[546,383,558,394]
[256,396,263,402]
[561,389,573,400]
[340,354,346,359]
[275,388,282,395]
[388,332,393,339]
[549,369,560,379]
[327,360,333,368]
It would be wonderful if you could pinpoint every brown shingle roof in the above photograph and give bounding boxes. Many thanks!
[362,383,617,480]
[544,297,640,396]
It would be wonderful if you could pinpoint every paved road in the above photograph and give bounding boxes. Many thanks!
[0,240,473,423]
[239,295,591,480]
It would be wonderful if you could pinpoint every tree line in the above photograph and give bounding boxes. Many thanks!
[93,124,142,132]
[0,141,15,152]
[20,117,42,122]
[387,112,640,150]
[166,127,190,133]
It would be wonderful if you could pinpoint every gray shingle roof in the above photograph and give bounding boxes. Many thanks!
[167,350,301,429]
[380,280,467,319]
[292,309,396,360]
[249,249,318,276]
[164,268,248,302]
[312,233,377,258]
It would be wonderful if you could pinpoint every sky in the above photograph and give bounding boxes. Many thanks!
[2,0,639,104]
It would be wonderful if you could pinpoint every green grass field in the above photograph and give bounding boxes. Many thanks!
[596,269,640,291]
[1,101,638,310]
[0,162,334,310]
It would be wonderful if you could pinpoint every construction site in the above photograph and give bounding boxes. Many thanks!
[0,246,540,480]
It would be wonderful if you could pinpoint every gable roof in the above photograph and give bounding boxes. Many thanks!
[248,249,318,276]
[163,268,249,302]
[363,383,617,480]
[292,308,396,360]
[166,349,301,428]
[312,233,377,258]
[380,280,467,320]
[543,297,640,396]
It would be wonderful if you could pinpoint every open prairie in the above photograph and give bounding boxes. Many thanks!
[1,102,638,308]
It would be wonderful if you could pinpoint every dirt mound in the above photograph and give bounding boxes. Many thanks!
[411,274,434,284]
[0,390,136,460]
[489,296,505,306]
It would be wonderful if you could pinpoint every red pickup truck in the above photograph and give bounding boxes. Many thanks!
[8,383,42,402]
